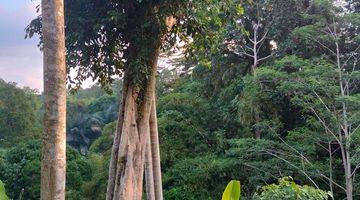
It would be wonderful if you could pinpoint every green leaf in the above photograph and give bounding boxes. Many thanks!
[235,5,245,15]
[0,180,9,200]
[222,180,241,200]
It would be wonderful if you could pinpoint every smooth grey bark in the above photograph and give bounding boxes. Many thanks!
[41,0,67,199]
[149,96,163,200]
[328,141,334,200]
[145,139,156,200]
[336,37,353,200]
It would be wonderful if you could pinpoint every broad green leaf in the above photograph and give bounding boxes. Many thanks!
[222,180,241,200]
[0,180,9,200]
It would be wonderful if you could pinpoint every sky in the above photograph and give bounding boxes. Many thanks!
[0,0,43,90]
[0,1,181,91]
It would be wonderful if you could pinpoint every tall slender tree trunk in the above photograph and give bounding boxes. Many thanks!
[144,94,163,200]
[345,155,353,200]
[254,110,261,139]
[335,37,353,200]
[149,96,163,200]
[144,92,163,200]
[41,0,67,199]
[251,24,261,140]
[144,64,161,200]
[328,141,334,200]
[145,140,156,200]
[252,61,261,140]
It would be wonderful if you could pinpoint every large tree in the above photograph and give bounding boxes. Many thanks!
[40,0,67,199]
[27,0,243,199]
[189,0,311,139]
[291,2,360,198]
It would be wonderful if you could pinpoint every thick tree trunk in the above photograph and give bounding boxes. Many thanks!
[109,81,150,200]
[107,15,175,200]
[106,46,160,200]
[41,0,67,199]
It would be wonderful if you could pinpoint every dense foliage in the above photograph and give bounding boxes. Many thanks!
[0,80,41,146]
[220,178,328,200]
[0,140,92,199]
[0,0,359,199]
[252,177,330,200]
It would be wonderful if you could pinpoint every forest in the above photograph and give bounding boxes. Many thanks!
[0,0,359,199]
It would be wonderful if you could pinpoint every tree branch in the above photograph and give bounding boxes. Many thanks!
[257,52,274,62]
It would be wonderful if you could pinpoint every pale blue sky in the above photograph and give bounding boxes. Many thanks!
[0,0,26,10]
[0,0,42,90]
[0,1,169,91]
[0,0,96,91]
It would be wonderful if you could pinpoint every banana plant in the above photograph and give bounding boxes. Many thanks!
[222,180,241,200]
[0,180,9,200]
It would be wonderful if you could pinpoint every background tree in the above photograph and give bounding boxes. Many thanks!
[289,2,360,198]
[0,79,41,146]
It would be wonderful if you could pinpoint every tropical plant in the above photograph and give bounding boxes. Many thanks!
[252,177,330,200]
[222,180,241,200]
[0,180,9,200]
